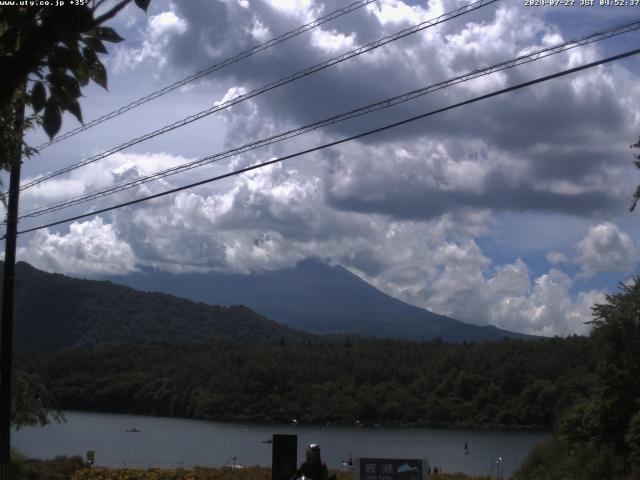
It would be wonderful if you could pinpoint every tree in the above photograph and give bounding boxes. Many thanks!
[590,278,640,449]
[11,370,62,429]
[626,409,640,475]
[0,2,150,473]
[0,0,150,170]
[630,136,640,211]
[517,279,640,479]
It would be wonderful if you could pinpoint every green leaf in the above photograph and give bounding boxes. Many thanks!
[82,46,98,65]
[48,46,78,70]
[71,62,90,87]
[95,26,124,43]
[83,36,107,54]
[134,0,151,12]
[89,60,108,90]
[31,81,46,114]
[47,72,81,99]
[83,27,98,38]
[58,95,83,124]
[42,98,62,139]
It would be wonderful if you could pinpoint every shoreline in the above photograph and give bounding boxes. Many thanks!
[54,408,552,434]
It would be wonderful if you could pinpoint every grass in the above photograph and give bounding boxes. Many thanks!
[10,450,85,479]
[9,455,495,480]
[69,468,493,480]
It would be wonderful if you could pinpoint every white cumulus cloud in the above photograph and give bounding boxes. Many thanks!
[546,250,568,265]
[17,217,136,276]
[577,222,639,278]
[112,10,188,72]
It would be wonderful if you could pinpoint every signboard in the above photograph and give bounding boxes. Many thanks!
[354,458,429,480]
[271,434,297,480]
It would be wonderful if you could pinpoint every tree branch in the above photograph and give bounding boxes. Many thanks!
[93,0,132,26]
[92,0,110,12]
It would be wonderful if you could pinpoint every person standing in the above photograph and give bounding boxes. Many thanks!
[296,444,329,480]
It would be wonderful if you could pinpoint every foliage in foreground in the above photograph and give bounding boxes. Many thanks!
[71,466,274,480]
[0,0,150,170]
[516,278,640,479]
[10,451,84,480]
[68,467,486,480]
[9,459,491,480]
[11,370,63,429]
[515,438,626,480]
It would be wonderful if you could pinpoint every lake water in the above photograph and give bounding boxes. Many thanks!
[14,411,549,477]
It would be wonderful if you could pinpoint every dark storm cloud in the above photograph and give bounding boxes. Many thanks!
[324,155,625,220]
[337,248,387,277]
[18,1,635,336]
[445,71,629,150]
[527,147,623,181]
[160,0,633,158]
[163,0,493,132]
[114,0,638,221]
[164,0,234,68]
[325,181,623,219]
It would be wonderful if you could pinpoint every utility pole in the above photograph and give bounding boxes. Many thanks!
[0,93,25,480]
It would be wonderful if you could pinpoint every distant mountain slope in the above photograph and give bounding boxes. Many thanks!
[1,262,312,351]
[107,258,532,342]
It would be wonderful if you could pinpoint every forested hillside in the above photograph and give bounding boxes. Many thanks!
[18,336,593,430]
[1,262,312,350]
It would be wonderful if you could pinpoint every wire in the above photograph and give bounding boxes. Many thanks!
[12,46,640,238]
[34,0,378,150]
[18,17,640,220]
[18,0,498,192]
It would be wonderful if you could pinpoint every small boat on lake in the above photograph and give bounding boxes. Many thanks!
[126,426,140,432]
[224,455,245,469]
[341,455,354,469]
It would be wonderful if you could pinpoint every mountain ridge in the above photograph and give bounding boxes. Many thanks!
[0,261,313,351]
[106,257,533,342]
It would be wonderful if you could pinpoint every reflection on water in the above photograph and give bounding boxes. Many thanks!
[14,411,549,477]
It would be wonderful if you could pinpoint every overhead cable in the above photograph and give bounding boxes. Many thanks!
[19,0,498,192]
[19,17,640,220]
[12,46,640,238]
[34,0,378,150]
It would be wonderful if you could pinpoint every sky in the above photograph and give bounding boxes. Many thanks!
[4,0,640,337]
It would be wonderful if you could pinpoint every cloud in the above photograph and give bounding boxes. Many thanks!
[323,138,626,220]
[17,217,136,276]
[98,0,638,223]
[423,258,602,336]
[19,152,194,215]
[14,1,640,338]
[546,250,568,265]
[149,11,188,38]
[485,268,601,336]
[111,9,188,72]
[16,149,607,336]
[577,222,639,278]
[396,242,601,336]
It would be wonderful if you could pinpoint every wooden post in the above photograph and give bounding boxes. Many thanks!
[0,92,25,480]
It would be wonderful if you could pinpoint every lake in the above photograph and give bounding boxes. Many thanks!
[14,411,549,477]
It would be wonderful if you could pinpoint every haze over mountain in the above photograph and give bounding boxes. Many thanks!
[1,261,312,351]
[107,258,532,342]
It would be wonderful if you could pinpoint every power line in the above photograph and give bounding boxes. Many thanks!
[12,46,640,238]
[18,0,497,192]
[19,17,640,220]
[34,0,378,150]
